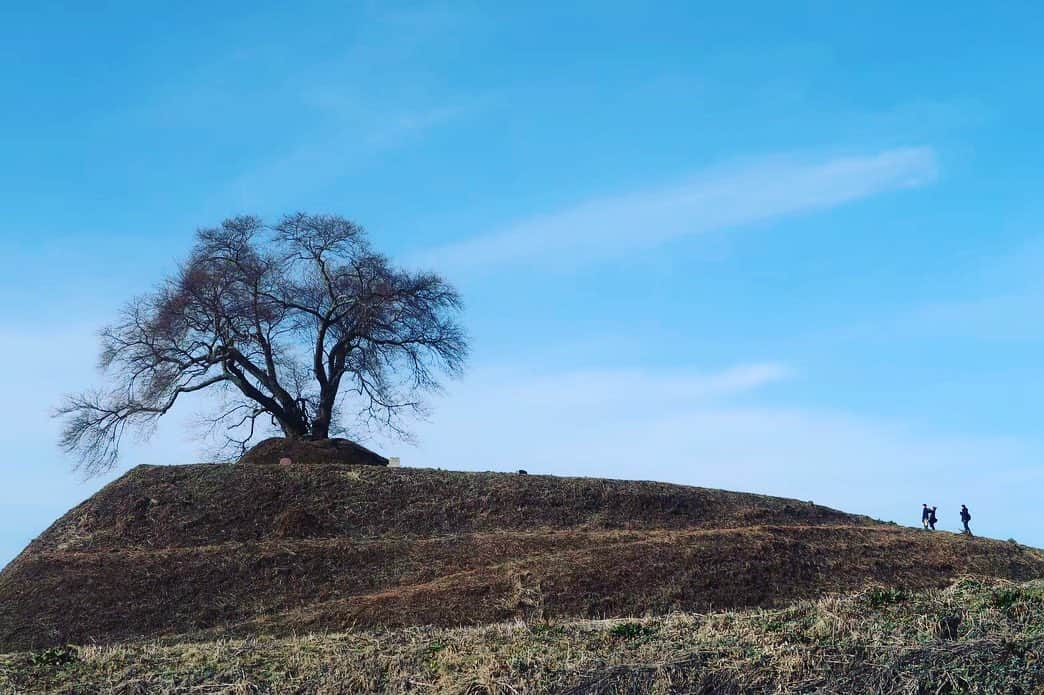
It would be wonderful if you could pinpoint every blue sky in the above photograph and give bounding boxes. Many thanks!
[3,1,1044,565]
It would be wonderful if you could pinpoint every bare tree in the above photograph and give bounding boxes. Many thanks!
[57,213,468,475]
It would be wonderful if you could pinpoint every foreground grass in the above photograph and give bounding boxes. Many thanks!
[2,577,1043,694]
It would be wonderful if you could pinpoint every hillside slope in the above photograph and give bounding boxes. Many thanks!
[4,578,1043,694]
[2,463,1043,651]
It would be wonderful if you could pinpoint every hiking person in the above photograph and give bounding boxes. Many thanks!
[921,503,930,529]
[960,505,972,535]
[928,506,938,531]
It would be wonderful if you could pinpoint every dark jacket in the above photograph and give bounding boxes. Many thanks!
[960,507,971,522]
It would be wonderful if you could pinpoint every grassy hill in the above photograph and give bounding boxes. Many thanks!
[2,462,1042,655]
[3,577,1042,694]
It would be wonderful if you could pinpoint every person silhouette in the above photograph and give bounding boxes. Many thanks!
[928,506,938,531]
[960,505,972,535]
[921,503,930,529]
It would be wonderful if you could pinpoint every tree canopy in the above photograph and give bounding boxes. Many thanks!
[58,213,468,475]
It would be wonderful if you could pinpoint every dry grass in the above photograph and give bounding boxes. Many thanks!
[11,463,864,553]
[2,577,1042,694]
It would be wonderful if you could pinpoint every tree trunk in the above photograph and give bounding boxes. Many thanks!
[309,416,330,440]
[311,382,338,441]
[278,417,310,440]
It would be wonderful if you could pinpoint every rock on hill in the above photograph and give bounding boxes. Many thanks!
[2,463,1043,651]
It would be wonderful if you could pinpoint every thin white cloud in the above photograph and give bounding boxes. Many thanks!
[217,101,468,213]
[500,362,792,410]
[415,146,938,271]
[815,234,1044,346]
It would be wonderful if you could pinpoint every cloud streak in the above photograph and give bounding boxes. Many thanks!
[499,362,792,411]
[217,101,468,214]
[416,146,937,271]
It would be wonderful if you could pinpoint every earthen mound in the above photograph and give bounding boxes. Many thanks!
[2,463,1043,651]
[238,437,387,467]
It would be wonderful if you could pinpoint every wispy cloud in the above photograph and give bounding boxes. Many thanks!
[415,146,938,271]
[501,362,792,410]
[815,234,1044,346]
[217,101,468,212]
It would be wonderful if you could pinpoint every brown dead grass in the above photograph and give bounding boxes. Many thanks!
[1,463,1042,653]
[3,577,1043,694]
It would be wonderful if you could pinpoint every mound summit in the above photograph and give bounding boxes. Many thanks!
[237,436,389,467]
[2,461,1043,651]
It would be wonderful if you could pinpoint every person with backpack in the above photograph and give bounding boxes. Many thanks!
[960,505,972,535]
[928,506,938,530]
[921,503,930,529]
